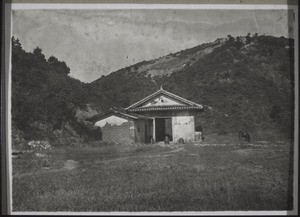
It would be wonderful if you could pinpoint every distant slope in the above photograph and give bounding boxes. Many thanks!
[89,34,294,137]
[134,39,225,78]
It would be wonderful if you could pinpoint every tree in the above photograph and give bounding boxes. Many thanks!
[33,47,45,60]
[12,36,22,49]
[48,55,59,64]
[246,33,251,44]
[234,36,243,50]
[48,55,70,75]
[226,34,235,45]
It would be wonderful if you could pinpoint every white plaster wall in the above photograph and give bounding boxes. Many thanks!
[172,116,195,142]
[95,115,128,128]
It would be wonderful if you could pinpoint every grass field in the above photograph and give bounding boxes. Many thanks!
[12,134,294,212]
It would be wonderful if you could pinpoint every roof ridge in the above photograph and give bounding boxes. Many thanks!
[125,88,163,110]
[125,88,203,110]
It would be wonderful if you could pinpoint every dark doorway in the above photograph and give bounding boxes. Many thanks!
[155,118,172,142]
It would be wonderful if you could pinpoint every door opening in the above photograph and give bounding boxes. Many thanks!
[155,118,173,142]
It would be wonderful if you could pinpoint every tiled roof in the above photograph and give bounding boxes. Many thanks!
[127,105,203,112]
[86,109,152,122]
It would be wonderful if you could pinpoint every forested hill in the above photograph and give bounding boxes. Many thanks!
[11,37,101,148]
[89,34,294,136]
[11,34,294,148]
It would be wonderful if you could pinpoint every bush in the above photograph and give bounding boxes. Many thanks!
[27,140,52,151]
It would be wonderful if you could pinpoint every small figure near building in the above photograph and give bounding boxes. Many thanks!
[164,136,170,144]
[239,131,251,142]
[178,138,185,144]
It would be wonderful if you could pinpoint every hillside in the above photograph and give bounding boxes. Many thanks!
[11,37,101,149]
[89,34,294,137]
[11,34,294,148]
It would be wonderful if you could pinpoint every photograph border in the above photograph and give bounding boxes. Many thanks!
[2,0,299,215]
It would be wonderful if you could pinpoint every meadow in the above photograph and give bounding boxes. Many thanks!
[12,134,293,212]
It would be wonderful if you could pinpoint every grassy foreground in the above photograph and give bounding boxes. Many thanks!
[12,135,293,212]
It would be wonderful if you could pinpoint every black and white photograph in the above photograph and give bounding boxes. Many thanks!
[3,1,298,215]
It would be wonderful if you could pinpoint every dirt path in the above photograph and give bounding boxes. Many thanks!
[99,145,186,164]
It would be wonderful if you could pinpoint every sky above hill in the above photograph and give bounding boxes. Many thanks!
[12,7,294,82]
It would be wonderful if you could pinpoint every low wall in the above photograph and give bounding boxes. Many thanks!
[101,121,135,144]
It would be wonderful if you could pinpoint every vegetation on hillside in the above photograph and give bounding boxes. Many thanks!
[11,34,294,148]
[11,37,101,148]
[90,34,294,138]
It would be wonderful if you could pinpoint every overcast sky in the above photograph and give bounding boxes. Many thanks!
[12,9,294,83]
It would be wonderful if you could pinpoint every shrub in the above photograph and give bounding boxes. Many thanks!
[27,140,52,151]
